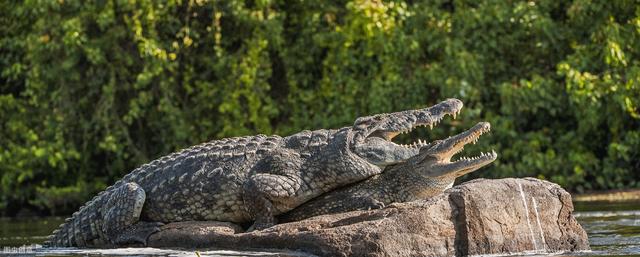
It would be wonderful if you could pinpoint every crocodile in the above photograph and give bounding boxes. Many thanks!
[45,98,463,247]
[279,122,497,222]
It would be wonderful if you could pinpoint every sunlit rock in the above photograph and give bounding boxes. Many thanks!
[147,178,589,256]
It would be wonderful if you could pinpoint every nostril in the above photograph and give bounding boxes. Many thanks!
[445,98,463,108]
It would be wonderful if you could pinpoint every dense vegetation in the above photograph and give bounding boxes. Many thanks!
[1,0,638,216]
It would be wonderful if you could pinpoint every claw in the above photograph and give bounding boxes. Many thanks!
[113,221,164,246]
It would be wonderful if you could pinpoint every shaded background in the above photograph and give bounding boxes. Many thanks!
[0,0,638,216]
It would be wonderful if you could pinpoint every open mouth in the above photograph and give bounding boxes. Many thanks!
[448,122,496,165]
[368,99,463,149]
[375,112,460,149]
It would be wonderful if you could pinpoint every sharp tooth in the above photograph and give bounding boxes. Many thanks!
[429,123,433,130]
[453,112,457,119]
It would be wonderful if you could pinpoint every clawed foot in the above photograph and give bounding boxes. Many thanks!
[113,221,164,246]
[363,197,385,211]
[367,201,385,210]
[246,218,276,232]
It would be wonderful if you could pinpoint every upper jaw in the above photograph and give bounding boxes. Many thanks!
[441,122,491,161]
[372,98,463,142]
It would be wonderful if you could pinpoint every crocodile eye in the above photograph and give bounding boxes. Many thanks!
[354,117,373,127]
[354,114,386,127]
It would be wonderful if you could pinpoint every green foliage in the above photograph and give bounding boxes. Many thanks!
[1,0,638,215]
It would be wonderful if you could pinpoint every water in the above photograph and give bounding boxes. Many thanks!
[1,200,639,256]
[0,217,62,247]
[574,201,640,256]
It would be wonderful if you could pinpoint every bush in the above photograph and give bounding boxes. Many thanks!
[1,0,638,215]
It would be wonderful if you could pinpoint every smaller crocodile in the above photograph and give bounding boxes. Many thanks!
[280,122,497,222]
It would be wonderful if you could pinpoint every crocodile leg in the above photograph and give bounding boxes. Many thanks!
[101,182,163,246]
[279,192,386,222]
[244,149,303,230]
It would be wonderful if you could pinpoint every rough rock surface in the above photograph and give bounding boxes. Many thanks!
[147,178,589,256]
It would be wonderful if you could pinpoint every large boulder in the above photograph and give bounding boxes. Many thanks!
[147,178,589,256]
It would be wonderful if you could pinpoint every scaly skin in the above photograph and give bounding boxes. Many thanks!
[280,122,497,222]
[45,99,463,247]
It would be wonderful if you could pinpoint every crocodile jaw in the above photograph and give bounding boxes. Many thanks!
[413,122,497,178]
[351,99,463,167]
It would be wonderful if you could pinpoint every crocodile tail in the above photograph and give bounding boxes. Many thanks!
[43,149,174,247]
[43,191,106,247]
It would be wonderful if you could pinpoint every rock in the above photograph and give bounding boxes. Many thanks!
[448,178,589,255]
[147,178,589,256]
[148,221,244,248]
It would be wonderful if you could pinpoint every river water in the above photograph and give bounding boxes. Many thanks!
[1,200,639,256]
[573,200,640,256]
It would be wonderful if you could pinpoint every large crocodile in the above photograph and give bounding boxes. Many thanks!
[280,122,497,222]
[45,99,463,247]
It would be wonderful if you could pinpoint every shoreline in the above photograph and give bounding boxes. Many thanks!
[572,188,640,202]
